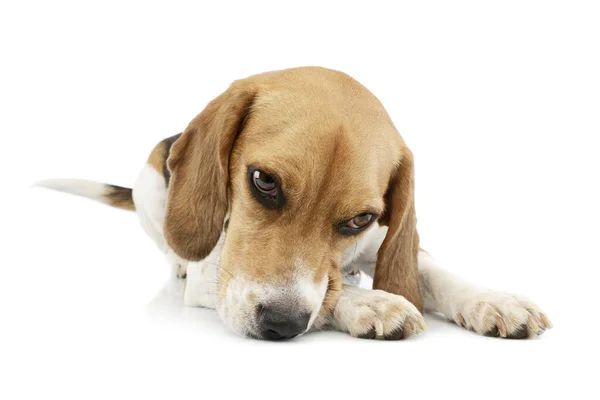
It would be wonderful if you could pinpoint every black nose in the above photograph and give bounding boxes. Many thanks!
[257,305,311,340]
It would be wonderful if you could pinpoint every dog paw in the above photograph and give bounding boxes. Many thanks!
[183,260,218,308]
[334,286,426,340]
[455,291,552,339]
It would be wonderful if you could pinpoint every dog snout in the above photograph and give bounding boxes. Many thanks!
[257,304,311,340]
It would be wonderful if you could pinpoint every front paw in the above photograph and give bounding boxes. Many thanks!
[334,286,426,340]
[455,292,552,339]
[183,261,218,309]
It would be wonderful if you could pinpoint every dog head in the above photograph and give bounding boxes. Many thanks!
[164,67,421,339]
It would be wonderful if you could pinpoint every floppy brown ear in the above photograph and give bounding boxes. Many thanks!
[373,147,423,312]
[164,81,256,261]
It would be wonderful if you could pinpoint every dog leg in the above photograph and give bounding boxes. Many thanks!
[182,260,218,309]
[181,231,226,309]
[418,251,553,338]
[326,285,426,339]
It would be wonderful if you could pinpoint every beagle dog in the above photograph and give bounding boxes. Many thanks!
[39,67,552,340]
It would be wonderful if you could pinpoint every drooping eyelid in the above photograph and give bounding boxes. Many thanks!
[339,209,382,223]
[336,212,380,236]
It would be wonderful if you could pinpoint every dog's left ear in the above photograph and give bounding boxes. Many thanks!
[374,147,423,312]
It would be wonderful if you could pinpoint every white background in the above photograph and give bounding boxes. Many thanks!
[1,1,599,399]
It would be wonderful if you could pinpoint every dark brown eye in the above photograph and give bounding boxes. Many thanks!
[347,214,373,229]
[248,167,285,209]
[252,170,277,196]
[338,213,376,235]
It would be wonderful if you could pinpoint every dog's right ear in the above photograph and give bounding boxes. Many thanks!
[164,81,257,261]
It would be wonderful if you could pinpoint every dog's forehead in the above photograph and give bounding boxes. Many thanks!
[248,68,398,140]
[238,71,403,198]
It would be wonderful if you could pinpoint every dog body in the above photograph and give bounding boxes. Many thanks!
[39,67,551,340]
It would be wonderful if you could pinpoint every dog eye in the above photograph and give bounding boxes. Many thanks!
[253,170,277,196]
[347,214,373,229]
[248,167,285,209]
[338,213,375,235]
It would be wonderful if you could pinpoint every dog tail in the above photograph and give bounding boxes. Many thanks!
[34,179,135,211]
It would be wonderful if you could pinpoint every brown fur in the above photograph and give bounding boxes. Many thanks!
[105,185,135,211]
[163,67,423,312]
[147,133,182,184]
[147,141,166,174]
[164,81,257,261]
[374,148,423,312]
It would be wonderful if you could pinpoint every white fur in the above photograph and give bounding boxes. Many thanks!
[132,165,168,251]
[341,223,387,278]
[295,268,328,331]
[417,251,552,337]
[217,274,262,337]
[183,233,224,309]
[35,178,107,202]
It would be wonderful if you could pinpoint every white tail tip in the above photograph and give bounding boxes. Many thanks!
[34,179,107,201]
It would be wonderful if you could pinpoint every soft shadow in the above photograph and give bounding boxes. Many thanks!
[146,277,186,314]
[145,277,226,333]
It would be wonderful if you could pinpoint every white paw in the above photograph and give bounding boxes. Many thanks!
[334,286,426,340]
[455,291,553,339]
[183,260,218,309]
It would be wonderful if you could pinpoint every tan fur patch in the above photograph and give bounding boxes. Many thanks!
[147,141,166,174]
[104,185,135,211]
